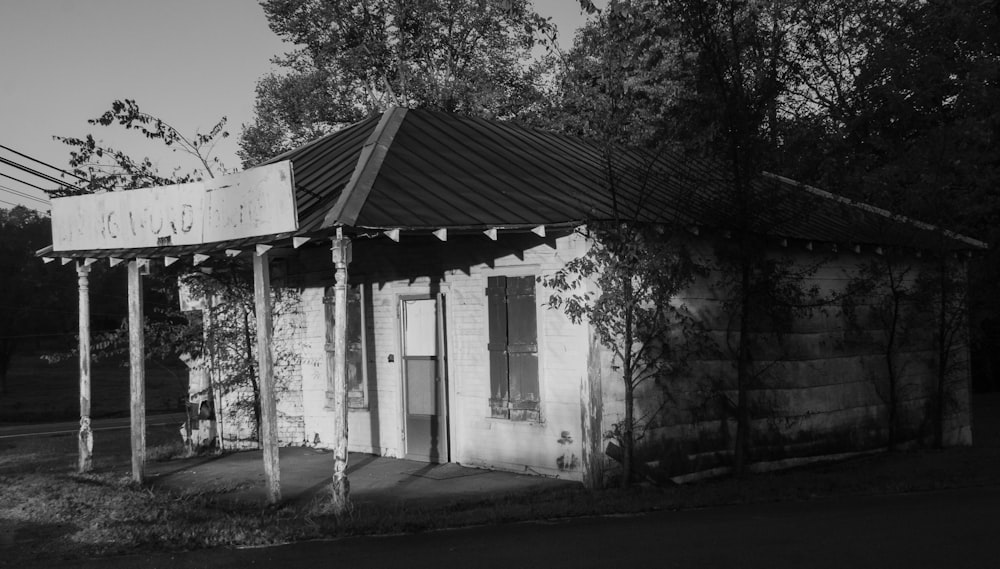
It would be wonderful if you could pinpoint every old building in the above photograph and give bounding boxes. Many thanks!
[45,107,984,489]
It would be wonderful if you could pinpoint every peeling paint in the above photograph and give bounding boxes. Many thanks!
[556,430,579,471]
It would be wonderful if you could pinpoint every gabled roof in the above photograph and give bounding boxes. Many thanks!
[42,106,984,259]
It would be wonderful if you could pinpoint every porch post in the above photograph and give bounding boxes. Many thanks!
[330,234,352,513]
[252,251,281,504]
[127,259,146,483]
[76,262,92,473]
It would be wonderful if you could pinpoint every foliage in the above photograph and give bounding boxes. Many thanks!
[543,221,708,487]
[0,207,75,393]
[48,101,275,443]
[240,0,556,166]
[54,98,230,193]
[529,0,686,150]
[841,253,922,450]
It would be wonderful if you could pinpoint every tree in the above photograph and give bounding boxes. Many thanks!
[543,222,706,488]
[776,0,999,428]
[536,1,710,487]
[240,0,554,166]
[661,0,822,475]
[54,99,230,193]
[52,101,243,442]
[0,207,75,394]
[842,251,921,450]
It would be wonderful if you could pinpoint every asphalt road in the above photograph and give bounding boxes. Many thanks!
[0,413,186,439]
[48,484,1000,569]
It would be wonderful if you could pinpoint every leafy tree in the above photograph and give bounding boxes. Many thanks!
[537,1,711,487]
[530,0,684,150]
[777,0,998,425]
[543,223,706,487]
[0,207,75,394]
[240,0,554,165]
[54,98,230,193]
[842,252,922,450]
[52,101,245,440]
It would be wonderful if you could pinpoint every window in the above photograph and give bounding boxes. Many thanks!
[324,284,368,410]
[486,275,540,421]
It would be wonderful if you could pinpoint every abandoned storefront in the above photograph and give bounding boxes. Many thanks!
[43,107,983,498]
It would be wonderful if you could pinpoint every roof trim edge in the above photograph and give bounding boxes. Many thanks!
[321,107,409,228]
[762,172,988,250]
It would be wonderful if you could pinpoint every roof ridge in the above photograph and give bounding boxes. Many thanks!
[322,107,409,228]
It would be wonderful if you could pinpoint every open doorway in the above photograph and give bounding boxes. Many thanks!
[400,295,448,462]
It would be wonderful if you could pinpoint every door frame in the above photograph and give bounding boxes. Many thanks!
[398,292,450,462]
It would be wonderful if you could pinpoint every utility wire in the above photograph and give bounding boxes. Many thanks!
[0,156,80,192]
[0,184,50,206]
[0,171,52,193]
[0,143,87,182]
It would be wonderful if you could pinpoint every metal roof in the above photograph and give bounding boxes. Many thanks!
[42,106,985,259]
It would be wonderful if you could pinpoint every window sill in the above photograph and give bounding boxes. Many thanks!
[324,390,368,412]
[484,413,545,427]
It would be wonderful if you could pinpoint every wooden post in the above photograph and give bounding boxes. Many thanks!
[127,260,146,483]
[329,235,352,513]
[76,263,93,473]
[253,251,281,504]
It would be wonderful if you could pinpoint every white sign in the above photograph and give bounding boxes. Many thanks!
[51,161,297,250]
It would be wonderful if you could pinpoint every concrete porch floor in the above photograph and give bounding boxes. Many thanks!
[146,447,579,508]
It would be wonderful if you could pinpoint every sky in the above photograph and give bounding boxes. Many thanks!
[0,0,597,214]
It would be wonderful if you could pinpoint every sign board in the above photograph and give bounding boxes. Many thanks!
[51,161,297,251]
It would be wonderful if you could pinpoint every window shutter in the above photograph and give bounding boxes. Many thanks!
[346,286,365,408]
[486,276,509,418]
[505,276,538,414]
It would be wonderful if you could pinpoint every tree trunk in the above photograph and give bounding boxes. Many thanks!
[885,263,901,451]
[934,256,949,449]
[734,255,753,477]
[242,308,262,441]
[621,278,635,489]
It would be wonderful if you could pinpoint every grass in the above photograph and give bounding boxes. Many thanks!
[0,351,187,424]
[2,393,999,566]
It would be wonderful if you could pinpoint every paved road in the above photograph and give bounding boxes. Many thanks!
[0,413,186,439]
[48,484,1000,569]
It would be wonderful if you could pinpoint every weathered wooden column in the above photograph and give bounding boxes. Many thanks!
[76,262,93,473]
[252,249,281,504]
[127,259,146,483]
[329,234,352,513]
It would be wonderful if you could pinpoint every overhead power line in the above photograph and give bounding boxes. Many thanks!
[0,186,50,208]
[0,156,81,192]
[0,171,51,193]
[0,143,87,182]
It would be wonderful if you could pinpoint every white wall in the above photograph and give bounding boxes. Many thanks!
[278,230,593,480]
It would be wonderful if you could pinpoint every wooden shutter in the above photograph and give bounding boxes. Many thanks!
[486,275,539,421]
[346,286,365,408]
[506,276,539,416]
[486,276,509,418]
